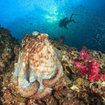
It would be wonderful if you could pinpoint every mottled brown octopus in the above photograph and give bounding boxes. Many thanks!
[13,33,63,99]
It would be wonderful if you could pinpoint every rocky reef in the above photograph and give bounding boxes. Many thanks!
[0,30,105,105]
[0,27,19,73]
[0,27,19,104]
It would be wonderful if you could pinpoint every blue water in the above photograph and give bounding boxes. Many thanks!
[0,0,105,52]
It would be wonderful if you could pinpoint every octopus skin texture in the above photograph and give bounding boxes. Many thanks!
[13,33,63,99]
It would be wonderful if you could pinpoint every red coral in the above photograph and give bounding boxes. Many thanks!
[74,48,105,82]
[78,48,91,63]
[98,74,105,80]
[88,60,105,82]
[88,60,100,82]
[74,62,88,76]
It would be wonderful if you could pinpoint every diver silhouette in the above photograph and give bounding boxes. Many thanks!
[59,13,77,29]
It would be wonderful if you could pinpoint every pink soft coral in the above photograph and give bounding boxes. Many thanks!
[74,48,105,82]
[74,62,88,76]
[78,48,91,63]
[88,60,100,82]
[88,60,105,82]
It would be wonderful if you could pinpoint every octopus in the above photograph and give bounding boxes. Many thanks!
[13,33,63,99]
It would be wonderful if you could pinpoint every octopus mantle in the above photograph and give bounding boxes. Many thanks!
[13,34,63,99]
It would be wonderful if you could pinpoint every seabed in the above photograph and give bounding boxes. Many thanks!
[0,27,105,105]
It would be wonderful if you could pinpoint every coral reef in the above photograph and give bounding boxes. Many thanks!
[0,30,105,105]
[0,27,18,73]
[0,27,19,104]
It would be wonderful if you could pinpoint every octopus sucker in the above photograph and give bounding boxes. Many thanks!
[13,33,63,99]
[42,66,63,87]
[30,88,52,99]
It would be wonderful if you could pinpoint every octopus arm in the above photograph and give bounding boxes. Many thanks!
[18,53,39,97]
[18,80,39,97]
[30,87,52,99]
[42,65,63,87]
[13,54,24,85]
[13,39,36,84]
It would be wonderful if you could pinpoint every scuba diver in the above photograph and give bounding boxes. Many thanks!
[59,13,77,29]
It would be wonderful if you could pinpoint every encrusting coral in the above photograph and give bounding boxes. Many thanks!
[13,33,63,99]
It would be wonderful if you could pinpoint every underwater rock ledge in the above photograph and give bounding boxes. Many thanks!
[0,27,19,74]
[0,30,105,105]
